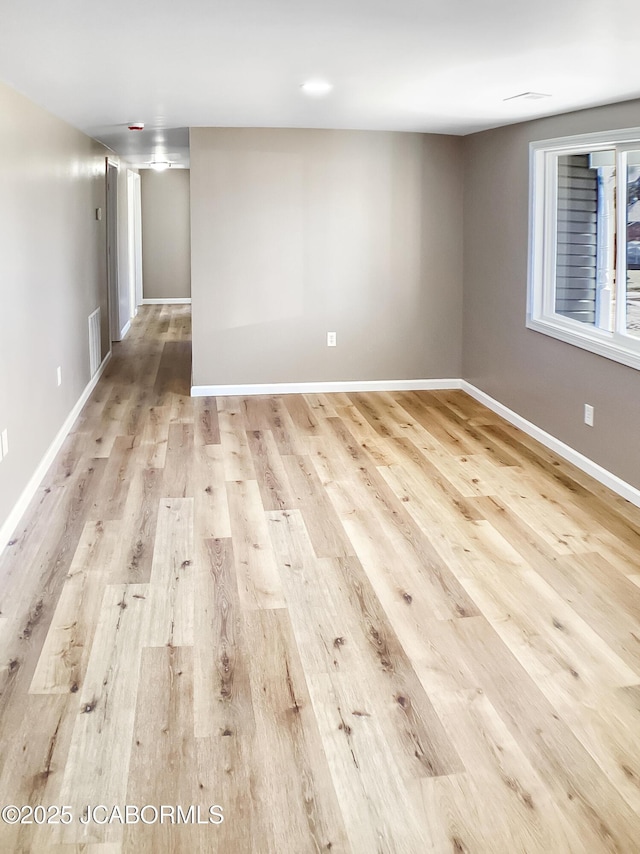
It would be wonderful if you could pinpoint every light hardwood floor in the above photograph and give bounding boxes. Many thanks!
[1,305,640,852]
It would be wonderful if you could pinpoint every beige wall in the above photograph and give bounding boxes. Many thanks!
[141,169,191,300]
[463,97,640,489]
[0,79,109,533]
[190,128,463,387]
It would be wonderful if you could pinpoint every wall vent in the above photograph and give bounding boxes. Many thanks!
[88,308,101,378]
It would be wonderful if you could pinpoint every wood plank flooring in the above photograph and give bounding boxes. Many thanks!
[1,305,640,852]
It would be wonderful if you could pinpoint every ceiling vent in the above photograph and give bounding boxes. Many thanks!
[503,92,551,102]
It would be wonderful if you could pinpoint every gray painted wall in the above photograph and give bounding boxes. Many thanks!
[0,79,109,534]
[190,128,463,387]
[141,169,191,300]
[463,97,640,489]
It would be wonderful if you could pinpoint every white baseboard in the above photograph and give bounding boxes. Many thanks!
[0,351,112,552]
[120,320,131,339]
[461,381,640,509]
[141,298,192,305]
[191,378,463,397]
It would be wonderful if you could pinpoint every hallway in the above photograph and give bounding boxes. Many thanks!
[1,305,640,851]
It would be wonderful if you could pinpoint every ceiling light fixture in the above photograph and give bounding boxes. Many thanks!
[148,160,171,171]
[300,79,333,97]
[503,91,551,102]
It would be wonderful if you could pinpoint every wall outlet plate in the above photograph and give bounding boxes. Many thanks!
[327,331,337,347]
[584,403,594,427]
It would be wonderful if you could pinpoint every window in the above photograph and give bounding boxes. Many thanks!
[528,127,640,370]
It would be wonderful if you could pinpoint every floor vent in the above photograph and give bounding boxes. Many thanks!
[88,308,101,377]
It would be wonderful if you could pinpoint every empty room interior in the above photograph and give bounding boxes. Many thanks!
[3,1,640,851]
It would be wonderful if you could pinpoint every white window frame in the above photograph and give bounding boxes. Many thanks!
[527,126,640,371]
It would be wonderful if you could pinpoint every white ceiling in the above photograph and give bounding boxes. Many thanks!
[1,0,640,168]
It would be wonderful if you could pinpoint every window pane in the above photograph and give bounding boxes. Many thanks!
[626,159,640,337]
[555,152,615,329]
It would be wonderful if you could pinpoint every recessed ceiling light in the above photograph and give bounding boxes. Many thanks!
[503,92,551,102]
[300,79,333,97]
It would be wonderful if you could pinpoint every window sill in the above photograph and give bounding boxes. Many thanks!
[526,316,640,372]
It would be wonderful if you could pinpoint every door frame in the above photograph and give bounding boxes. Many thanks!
[106,158,120,342]
[127,170,143,316]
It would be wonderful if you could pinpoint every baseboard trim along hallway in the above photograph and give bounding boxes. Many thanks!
[0,350,111,551]
[190,378,464,397]
[141,298,192,304]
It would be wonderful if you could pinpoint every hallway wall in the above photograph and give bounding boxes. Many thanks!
[0,79,109,535]
[141,169,191,300]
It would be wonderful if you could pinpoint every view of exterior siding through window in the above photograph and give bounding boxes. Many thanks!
[555,154,599,324]
[626,161,640,336]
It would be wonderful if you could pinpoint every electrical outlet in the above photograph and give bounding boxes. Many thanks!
[327,331,337,347]
[584,404,594,427]
[57,366,62,387]
[1,429,8,457]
